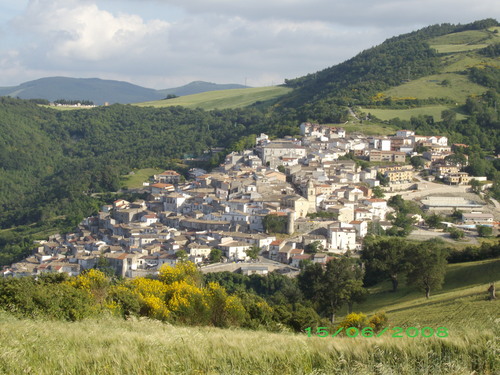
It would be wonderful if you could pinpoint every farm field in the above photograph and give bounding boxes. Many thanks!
[358,105,466,121]
[134,86,292,110]
[383,73,486,103]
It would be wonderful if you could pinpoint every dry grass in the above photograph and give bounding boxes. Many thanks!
[0,312,497,375]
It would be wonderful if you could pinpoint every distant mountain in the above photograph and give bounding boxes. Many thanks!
[0,77,249,104]
[0,77,165,105]
[157,81,248,97]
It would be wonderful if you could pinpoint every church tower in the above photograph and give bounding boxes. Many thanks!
[305,179,316,213]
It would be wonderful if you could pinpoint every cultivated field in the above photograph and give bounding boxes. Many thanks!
[358,105,464,121]
[134,86,292,110]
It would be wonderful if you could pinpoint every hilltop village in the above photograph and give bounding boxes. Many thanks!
[3,123,495,278]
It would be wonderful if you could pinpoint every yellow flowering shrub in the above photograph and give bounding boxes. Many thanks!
[67,269,109,304]
[158,261,201,286]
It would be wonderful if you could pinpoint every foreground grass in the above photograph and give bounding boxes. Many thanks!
[0,311,497,375]
[134,86,291,110]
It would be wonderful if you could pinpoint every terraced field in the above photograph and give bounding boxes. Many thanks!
[134,86,292,110]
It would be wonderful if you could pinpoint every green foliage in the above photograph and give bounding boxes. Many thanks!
[476,225,493,237]
[447,227,465,240]
[304,241,322,254]
[209,248,223,263]
[244,245,260,260]
[447,241,500,263]
[262,214,288,234]
[298,257,366,322]
[361,236,412,291]
[406,242,449,298]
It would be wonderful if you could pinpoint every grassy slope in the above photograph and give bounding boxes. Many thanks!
[358,105,466,121]
[348,258,500,331]
[134,86,292,110]
[363,27,499,121]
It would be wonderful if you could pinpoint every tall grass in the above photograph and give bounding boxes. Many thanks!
[0,311,497,375]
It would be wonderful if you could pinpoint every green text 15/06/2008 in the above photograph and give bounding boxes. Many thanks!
[305,327,449,338]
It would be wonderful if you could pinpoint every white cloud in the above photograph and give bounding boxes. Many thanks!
[14,0,169,62]
[0,0,498,89]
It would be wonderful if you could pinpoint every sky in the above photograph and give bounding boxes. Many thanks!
[0,0,498,89]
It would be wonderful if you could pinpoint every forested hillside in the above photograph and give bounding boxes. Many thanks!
[0,98,299,264]
[279,19,499,122]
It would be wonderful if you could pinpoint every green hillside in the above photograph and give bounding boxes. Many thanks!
[348,258,499,330]
[135,86,292,110]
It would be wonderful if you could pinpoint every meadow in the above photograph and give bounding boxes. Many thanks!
[134,86,292,111]
[358,105,465,122]
[0,311,497,375]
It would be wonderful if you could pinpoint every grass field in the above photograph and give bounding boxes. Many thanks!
[134,86,292,110]
[120,168,164,189]
[0,311,497,375]
[358,105,466,122]
[384,73,487,103]
[336,121,399,136]
[428,29,500,53]
[346,258,500,331]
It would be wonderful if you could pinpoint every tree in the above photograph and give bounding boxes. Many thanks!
[470,179,482,194]
[361,236,411,292]
[447,227,465,240]
[372,186,385,198]
[209,248,223,263]
[245,245,260,260]
[262,214,287,234]
[410,156,425,169]
[298,258,366,323]
[476,225,493,238]
[175,249,188,261]
[425,213,445,229]
[304,241,323,254]
[406,242,448,299]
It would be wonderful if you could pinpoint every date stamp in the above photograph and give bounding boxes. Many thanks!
[305,326,449,338]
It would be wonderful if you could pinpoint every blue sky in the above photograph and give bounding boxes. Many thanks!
[0,0,498,89]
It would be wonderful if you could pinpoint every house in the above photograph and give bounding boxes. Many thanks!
[155,170,181,185]
[462,213,494,225]
[219,241,250,261]
[328,227,356,252]
[151,183,175,194]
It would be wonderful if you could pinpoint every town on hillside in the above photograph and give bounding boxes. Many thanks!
[3,123,498,278]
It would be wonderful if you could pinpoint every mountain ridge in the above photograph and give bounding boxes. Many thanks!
[0,77,249,105]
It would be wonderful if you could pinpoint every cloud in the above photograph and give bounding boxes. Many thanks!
[0,0,498,89]
[140,0,500,27]
[13,0,169,63]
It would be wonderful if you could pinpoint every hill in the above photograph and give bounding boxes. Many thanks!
[157,80,248,97]
[135,85,292,110]
[0,77,166,105]
[277,19,499,123]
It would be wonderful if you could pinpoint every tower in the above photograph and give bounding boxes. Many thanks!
[305,179,316,213]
